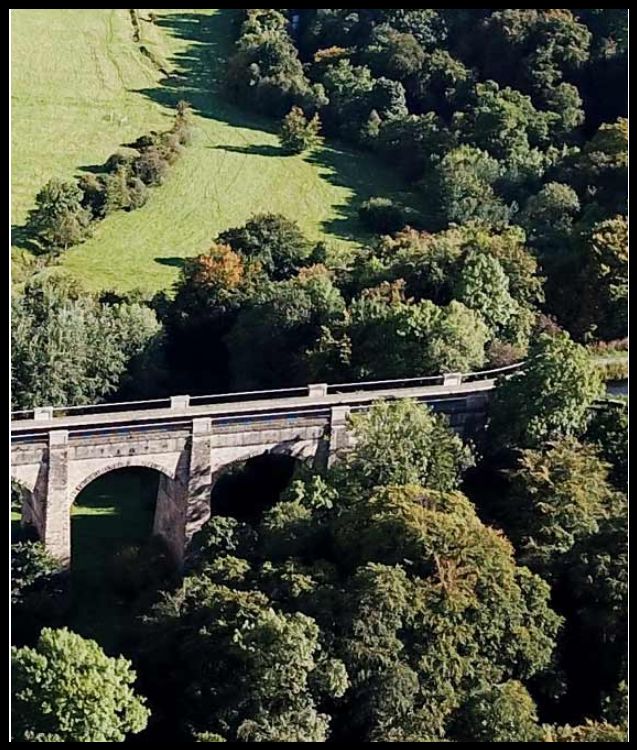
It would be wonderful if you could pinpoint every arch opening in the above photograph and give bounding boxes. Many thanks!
[211,451,299,523]
[70,466,178,648]
[11,478,39,543]
[72,467,160,568]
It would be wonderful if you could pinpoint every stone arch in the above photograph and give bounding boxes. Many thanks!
[11,472,46,540]
[70,457,181,503]
[209,438,319,482]
[70,459,186,564]
[209,444,305,522]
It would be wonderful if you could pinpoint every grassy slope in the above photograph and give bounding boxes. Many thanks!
[12,8,419,294]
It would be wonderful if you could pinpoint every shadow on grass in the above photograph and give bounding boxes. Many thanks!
[134,9,422,246]
[135,10,271,132]
[155,256,187,269]
[212,143,286,157]
[11,223,45,254]
[76,162,110,175]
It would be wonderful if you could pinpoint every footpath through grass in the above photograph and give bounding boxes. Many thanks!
[12,9,419,294]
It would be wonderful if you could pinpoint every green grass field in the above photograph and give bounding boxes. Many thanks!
[12,8,419,294]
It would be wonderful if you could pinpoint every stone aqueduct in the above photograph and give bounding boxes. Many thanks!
[10,367,520,567]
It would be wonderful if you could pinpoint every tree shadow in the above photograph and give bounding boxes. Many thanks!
[212,143,286,157]
[11,223,45,254]
[133,9,423,245]
[69,468,162,649]
[134,10,275,133]
[154,256,186,269]
[76,163,110,175]
[306,145,423,242]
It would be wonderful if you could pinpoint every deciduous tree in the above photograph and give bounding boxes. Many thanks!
[489,332,603,448]
[29,178,92,250]
[12,628,149,742]
[279,106,323,154]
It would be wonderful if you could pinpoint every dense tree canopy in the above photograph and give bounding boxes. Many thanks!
[134,401,563,742]
[223,8,626,340]
[11,276,162,409]
[489,332,603,448]
[12,628,149,742]
[11,8,627,743]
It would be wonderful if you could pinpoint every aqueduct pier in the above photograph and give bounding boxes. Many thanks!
[10,366,520,566]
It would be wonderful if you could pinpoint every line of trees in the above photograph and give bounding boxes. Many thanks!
[27,102,194,253]
[13,202,625,411]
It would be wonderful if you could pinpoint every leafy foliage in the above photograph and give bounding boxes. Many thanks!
[342,399,474,492]
[218,213,313,281]
[584,401,627,490]
[12,627,149,742]
[420,145,513,229]
[448,681,542,742]
[544,720,626,743]
[454,251,519,339]
[11,276,162,409]
[29,178,92,250]
[279,106,323,154]
[358,197,418,234]
[489,332,603,448]
[502,438,619,580]
[11,540,62,607]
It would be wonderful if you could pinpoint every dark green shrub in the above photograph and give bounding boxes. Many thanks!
[77,174,108,219]
[104,151,134,173]
[11,540,68,646]
[358,197,415,234]
[132,147,170,186]
[29,178,93,250]
[127,176,149,209]
[106,537,176,600]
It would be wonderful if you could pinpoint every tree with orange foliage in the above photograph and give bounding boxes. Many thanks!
[186,244,245,292]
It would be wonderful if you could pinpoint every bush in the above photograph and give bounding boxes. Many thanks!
[77,174,107,219]
[160,132,184,163]
[103,168,132,213]
[358,197,417,234]
[598,360,628,382]
[29,178,93,250]
[132,147,170,186]
[11,540,68,646]
[487,340,524,368]
[172,100,195,146]
[127,176,149,210]
[104,151,134,173]
[279,106,323,154]
[106,537,176,600]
